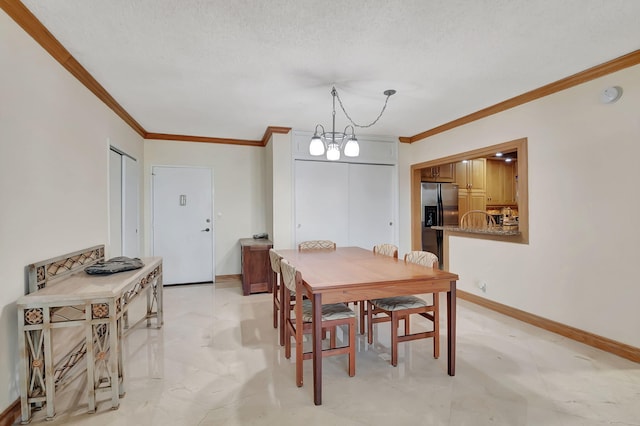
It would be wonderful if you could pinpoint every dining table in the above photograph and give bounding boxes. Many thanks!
[276,246,459,405]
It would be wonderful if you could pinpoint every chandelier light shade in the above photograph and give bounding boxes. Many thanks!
[344,136,359,157]
[309,86,396,161]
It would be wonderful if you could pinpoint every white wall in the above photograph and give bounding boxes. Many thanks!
[0,10,144,411]
[270,132,294,249]
[399,64,640,348]
[143,140,267,275]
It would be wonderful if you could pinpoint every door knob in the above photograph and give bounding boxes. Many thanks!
[201,228,210,232]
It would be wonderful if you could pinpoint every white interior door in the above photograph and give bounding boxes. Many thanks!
[294,160,349,246]
[348,164,395,249]
[152,166,214,285]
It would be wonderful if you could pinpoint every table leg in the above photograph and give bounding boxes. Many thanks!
[85,305,96,414]
[17,308,31,424]
[43,307,56,421]
[447,281,457,376]
[146,286,152,327]
[312,292,322,405]
[156,275,164,327]
[109,301,121,408]
[279,275,286,346]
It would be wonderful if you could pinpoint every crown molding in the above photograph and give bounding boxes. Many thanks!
[260,126,292,146]
[0,0,147,137]
[145,126,291,147]
[400,49,640,143]
[1,1,291,148]
[7,0,636,148]
[144,133,262,147]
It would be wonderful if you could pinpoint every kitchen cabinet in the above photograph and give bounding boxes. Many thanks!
[504,161,518,204]
[455,159,486,222]
[240,238,273,296]
[486,159,517,206]
[458,191,487,220]
[421,163,455,182]
[455,158,485,191]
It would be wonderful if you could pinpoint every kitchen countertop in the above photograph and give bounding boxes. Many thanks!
[431,225,521,236]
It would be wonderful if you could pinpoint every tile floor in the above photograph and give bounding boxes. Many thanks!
[23,280,640,425]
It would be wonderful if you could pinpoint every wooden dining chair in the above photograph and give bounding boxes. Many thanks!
[460,210,497,230]
[298,240,336,250]
[373,243,398,258]
[280,258,356,387]
[366,250,440,366]
[268,248,287,346]
[358,244,399,334]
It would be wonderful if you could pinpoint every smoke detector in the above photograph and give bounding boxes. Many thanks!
[600,86,623,103]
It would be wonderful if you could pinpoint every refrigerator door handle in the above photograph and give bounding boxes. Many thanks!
[436,185,444,226]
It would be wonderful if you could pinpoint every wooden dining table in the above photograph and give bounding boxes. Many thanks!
[276,246,459,405]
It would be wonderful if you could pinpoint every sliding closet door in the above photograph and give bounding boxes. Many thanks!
[109,150,123,257]
[294,161,349,246]
[109,148,139,258]
[348,163,394,249]
[294,161,395,249]
[122,155,139,257]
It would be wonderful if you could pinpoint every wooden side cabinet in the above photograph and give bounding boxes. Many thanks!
[239,238,273,295]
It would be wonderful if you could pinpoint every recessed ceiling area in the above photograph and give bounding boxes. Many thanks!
[486,151,518,161]
[16,0,640,142]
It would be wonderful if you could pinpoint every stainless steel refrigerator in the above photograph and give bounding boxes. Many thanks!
[421,182,459,268]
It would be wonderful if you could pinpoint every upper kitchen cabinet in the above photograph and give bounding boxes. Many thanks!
[455,158,485,191]
[486,159,518,206]
[503,161,517,205]
[455,158,486,221]
[421,163,455,182]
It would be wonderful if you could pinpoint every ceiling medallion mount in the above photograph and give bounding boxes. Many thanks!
[309,86,396,161]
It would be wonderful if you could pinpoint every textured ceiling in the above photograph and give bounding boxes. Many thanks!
[19,0,640,141]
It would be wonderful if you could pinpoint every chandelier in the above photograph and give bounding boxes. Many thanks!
[309,86,396,161]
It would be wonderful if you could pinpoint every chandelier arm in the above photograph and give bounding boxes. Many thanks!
[334,89,393,129]
[343,125,356,137]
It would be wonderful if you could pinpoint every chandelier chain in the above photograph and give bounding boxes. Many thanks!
[334,89,393,129]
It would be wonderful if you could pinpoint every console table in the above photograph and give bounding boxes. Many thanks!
[16,246,163,423]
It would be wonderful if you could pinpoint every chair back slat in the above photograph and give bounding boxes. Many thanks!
[373,243,398,258]
[279,258,298,292]
[460,210,496,230]
[404,251,438,269]
[268,248,282,274]
[298,240,336,250]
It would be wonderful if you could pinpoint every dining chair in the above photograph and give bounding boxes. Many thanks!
[268,248,287,346]
[298,240,337,250]
[366,250,440,366]
[460,210,497,230]
[373,243,398,258]
[358,244,399,334]
[280,258,356,387]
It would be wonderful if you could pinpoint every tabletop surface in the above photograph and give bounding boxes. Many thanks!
[276,247,458,292]
[18,256,163,304]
